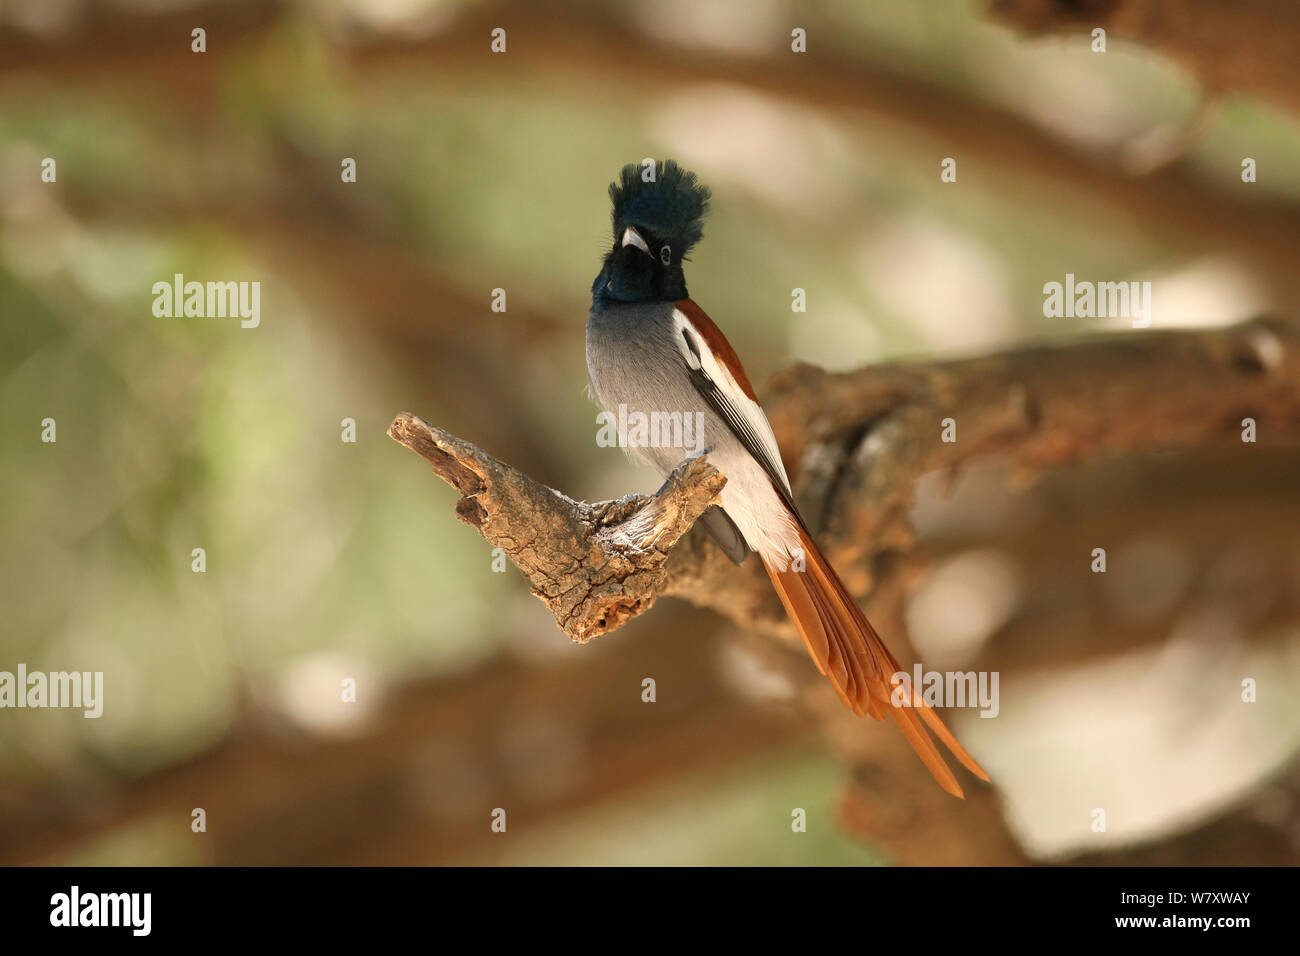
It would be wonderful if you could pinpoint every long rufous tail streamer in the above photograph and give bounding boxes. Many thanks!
[763,526,990,798]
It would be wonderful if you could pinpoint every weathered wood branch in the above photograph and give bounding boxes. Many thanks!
[391,317,1300,648]
[387,412,725,642]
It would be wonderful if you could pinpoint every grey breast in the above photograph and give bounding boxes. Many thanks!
[585,298,715,476]
[586,298,753,565]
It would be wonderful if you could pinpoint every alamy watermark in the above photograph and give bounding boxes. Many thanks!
[0,665,102,718]
[596,404,706,454]
[890,665,999,718]
[50,886,150,936]
[1043,273,1151,328]
[152,273,260,328]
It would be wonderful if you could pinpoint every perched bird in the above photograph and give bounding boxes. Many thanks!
[586,160,990,797]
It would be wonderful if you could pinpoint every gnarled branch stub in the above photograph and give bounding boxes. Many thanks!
[387,411,725,641]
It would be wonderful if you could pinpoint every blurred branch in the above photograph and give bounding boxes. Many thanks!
[0,612,811,865]
[387,411,724,642]
[839,746,1300,866]
[11,0,1300,304]
[991,0,1300,117]
[340,2,1300,305]
[1069,758,1300,865]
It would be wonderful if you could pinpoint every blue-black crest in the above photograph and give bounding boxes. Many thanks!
[609,160,711,257]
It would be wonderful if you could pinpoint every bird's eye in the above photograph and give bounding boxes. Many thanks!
[659,243,672,265]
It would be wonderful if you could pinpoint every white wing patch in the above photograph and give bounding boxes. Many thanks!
[672,308,794,500]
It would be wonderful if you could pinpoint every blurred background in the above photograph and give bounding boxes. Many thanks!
[1,0,1299,865]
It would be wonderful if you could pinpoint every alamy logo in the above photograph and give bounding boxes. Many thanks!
[596,404,706,454]
[890,665,999,718]
[1042,273,1151,328]
[152,273,260,328]
[0,665,102,718]
[50,886,151,936]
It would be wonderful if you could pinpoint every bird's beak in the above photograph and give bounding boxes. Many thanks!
[621,226,650,254]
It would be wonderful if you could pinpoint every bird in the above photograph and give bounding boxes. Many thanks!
[585,160,990,797]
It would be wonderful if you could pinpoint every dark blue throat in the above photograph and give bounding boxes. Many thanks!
[592,244,688,305]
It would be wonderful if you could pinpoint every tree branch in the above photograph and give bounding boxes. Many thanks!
[386,412,725,642]
[991,0,1300,118]
[12,1,1300,304]
[391,317,1300,647]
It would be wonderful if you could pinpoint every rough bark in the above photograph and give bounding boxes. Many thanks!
[387,412,725,642]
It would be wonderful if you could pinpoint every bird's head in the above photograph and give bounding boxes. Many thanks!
[594,159,711,303]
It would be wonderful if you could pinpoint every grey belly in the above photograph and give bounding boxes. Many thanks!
[585,298,765,564]
[585,299,740,476]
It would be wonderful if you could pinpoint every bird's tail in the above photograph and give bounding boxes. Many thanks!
[762,525,990,798]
